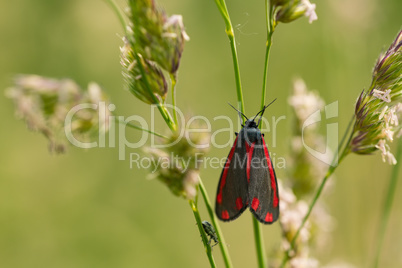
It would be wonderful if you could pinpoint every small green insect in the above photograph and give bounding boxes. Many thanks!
[201,221,219,247]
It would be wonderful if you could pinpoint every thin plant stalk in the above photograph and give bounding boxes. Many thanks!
[190,199,217,268]
[213,0,245,116]
[252,217,267,268]
[373,139,402,268]
[280,117,355,267]
[260,0,274,113]
[114,117,168,139]
[170,73,179,126]
[199,179,233,268]
[251,2,274,267]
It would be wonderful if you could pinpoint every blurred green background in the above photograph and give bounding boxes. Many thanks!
[1,0,401,267]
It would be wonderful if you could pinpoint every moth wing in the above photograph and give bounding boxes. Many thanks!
[248,136,279,224]
[215,131,249,221]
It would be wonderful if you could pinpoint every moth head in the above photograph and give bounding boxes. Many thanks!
[245,119,258,128]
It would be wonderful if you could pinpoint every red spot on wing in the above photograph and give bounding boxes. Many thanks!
[265,212,273,222]
[217,193,222,204]
[251,198,260,211]
[235,197,243,210]
[222,210,229,220]
[217,137,238,204]
[262,137,278,208]
[245,142,255,183]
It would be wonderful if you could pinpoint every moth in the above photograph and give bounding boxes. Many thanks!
[215,100,279,224]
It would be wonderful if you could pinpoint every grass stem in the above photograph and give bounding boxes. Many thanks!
[170,73,179,127]
[213,0,245,116]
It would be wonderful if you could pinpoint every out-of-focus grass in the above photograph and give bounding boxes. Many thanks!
[0,0,401,267]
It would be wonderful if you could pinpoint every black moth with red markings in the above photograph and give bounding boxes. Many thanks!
[215,100,279,224]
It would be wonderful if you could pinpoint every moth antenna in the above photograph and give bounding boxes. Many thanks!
[228,103,248,124]
[255,98,277,126]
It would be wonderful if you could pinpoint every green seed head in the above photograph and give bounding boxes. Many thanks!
[349,30,402,164]
[274,0,317,25]
[128,0,189,74]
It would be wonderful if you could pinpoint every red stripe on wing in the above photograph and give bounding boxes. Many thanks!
[217,136,238,204]
[245,141,256,183]
[262,137,278,208]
